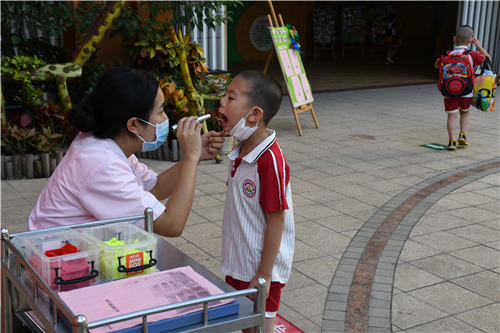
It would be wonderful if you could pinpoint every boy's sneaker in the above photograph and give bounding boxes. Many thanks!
[447,140,457,150]
[458,132,468,146]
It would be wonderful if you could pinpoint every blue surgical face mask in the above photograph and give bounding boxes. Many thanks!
[136,118,169,152]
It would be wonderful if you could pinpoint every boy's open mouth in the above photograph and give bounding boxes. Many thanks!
[219,112,229,126]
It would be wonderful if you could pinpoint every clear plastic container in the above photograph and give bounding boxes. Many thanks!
[23,270,50,302]
[24,230,101,293]
[11,228,71,258]
[82,222,158,281]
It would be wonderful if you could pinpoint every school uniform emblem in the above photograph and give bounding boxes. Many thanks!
[243,180,256,197]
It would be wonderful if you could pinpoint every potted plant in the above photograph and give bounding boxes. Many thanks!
[1,123,38,154]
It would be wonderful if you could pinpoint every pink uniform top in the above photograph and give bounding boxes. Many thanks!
[27,132,166,231]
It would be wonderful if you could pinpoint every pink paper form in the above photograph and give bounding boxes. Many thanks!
[278,50,294,77]
[299,74,313,100]
[287,49,302,75]
[57,266,235,332]
[291,76,305,103]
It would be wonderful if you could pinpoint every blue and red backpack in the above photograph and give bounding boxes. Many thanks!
[438,50,475,97]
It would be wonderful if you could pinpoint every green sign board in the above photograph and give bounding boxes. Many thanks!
[270,27,314,108]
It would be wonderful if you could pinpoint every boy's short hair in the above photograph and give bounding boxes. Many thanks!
[237,70,283,125]
[389,13,396,21]
[455,25,473,44]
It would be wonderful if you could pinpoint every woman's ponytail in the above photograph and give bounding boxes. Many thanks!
[68,91,98,133]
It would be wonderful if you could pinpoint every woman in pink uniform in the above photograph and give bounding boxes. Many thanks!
[28,68,226,237]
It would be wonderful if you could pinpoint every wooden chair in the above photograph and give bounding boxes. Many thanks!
[314,42,336,60]
[342,42,364,59]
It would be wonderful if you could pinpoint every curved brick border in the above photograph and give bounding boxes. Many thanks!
[321,158,500,333]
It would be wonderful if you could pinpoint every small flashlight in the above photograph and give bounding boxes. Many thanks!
[172,114,211,131]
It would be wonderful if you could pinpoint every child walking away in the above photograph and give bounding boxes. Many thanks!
[384,14,402,65]
[218,70,294,333]
[435,25,490,150]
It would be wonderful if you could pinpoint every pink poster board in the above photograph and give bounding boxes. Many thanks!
[299,74,312,100]
[288,49,302,75]
[291,76,305,103]
[57,266,234,333]
[279,49,295,77]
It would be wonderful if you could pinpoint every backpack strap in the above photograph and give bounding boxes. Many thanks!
[439,51,450,66]
[461,50,476,73]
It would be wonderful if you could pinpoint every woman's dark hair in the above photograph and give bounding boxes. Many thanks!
[68,67,159,139]
[389,13,396,21]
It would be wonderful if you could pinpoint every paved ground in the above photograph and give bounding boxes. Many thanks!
[1,83,499,332]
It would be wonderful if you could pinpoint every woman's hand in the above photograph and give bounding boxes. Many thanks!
[175,116,203,161]
[200,131,229,161]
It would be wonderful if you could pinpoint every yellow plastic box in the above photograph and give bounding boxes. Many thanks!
[82,222,157,281]
[24,230,101,293]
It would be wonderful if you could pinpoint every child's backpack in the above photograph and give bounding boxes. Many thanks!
[438,50,475,97]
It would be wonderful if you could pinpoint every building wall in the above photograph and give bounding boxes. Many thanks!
[227,1,443,63]
[457,1,500,72]
[228,1,316,62]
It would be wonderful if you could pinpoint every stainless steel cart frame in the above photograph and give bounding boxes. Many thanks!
[2,208,266,333]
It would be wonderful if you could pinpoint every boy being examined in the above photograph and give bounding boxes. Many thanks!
[218,70,295,332]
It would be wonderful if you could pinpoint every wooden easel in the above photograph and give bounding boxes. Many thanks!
[264,0,319,136]
[314,42,336,60]
[342,41,364,59]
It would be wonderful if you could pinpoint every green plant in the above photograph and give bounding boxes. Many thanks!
[105,1,242,52]
[0,102,73,155]
[32,103,76,146]
[129,32,178,71]
[1,55,48,113]
[130,33,208,81]
[68,61,106,101]
[206,73,232,92]
[157,1,242,34]
[159,78,190,115]
[33,126,62,154]
[1,1,74,62]
[1,123,38,155]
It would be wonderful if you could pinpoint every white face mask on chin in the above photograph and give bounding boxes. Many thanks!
[229,106,260,141]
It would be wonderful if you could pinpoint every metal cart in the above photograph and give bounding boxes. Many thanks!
[1,209,266,333]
